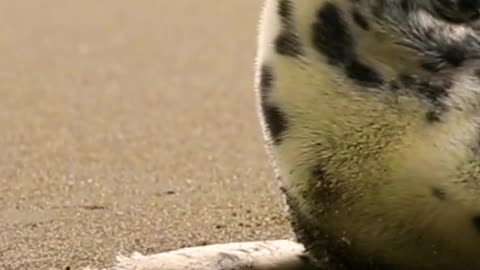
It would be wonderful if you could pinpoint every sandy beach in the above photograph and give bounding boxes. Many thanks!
[0,1,292,269]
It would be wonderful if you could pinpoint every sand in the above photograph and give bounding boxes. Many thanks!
[0,1,292,269]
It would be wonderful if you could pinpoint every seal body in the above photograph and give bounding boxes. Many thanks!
[255,0,480,269]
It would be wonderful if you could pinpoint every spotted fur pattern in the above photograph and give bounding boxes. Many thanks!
[255,0,480,269]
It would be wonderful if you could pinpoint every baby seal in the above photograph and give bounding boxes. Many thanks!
[255,0,480,269]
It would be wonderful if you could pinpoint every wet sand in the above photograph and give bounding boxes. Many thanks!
[0,1,292,269]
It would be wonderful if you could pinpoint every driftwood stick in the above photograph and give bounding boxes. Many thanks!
[97,240,320,270]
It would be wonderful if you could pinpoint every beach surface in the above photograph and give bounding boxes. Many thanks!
[0,1,292,269]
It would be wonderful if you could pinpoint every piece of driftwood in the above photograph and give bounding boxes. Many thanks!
[88,240,321,270]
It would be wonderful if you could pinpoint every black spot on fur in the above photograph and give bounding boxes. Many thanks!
[312,3,384,87]
[278,0,294,23]
[260,65,274,96]
[423,47,467,71]
[346,60,384,87]
[259,65,288,144]
[472,216,480,233]
[421,61,441,72]
[425,111,442,122]
[399,74,451,103]
[458,0,480,12]
[443,47,466,67]
[399,74,451,122]
[312,3,354,65]
[275,0,304,57]
[433,0,480,23]
[262,104,288,144]
[435,0,455,10]
[352,8,370,31]
[432,187,447,200]
[275,32,304,57]
[400,0,411,12]
[308,163,351,211]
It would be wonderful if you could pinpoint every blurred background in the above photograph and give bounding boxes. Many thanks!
[0,1,291,269]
